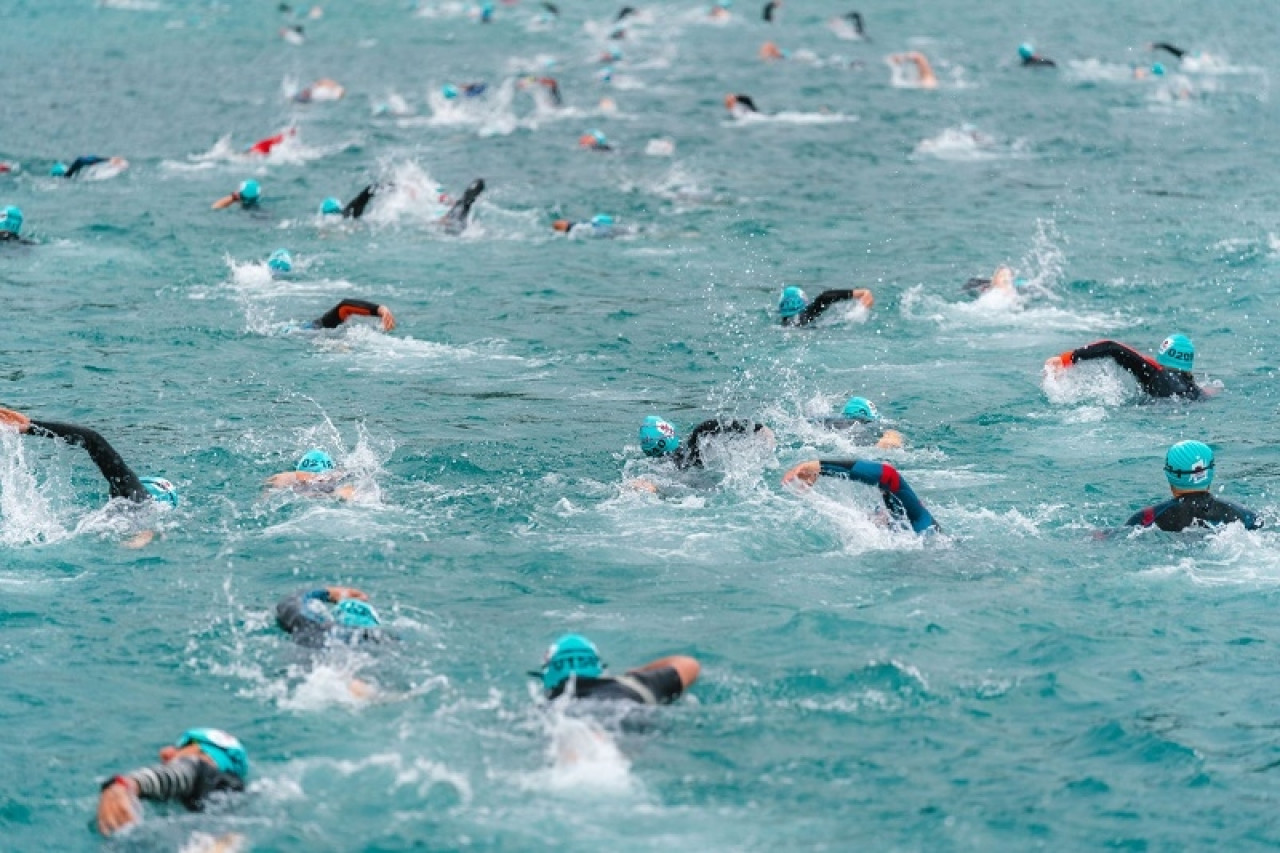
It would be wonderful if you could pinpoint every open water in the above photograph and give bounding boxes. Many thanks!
[4,0,1280,850]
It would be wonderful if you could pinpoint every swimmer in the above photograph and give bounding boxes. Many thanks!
[267,248,293,278]
[0,406,175,546]
[843,11,868,38]
[246,128,295,156]
[724,93,761,118]
[1045,334,1202,400]
[762,0,780,22]
[1149,42,1191,61]
[442,82,489,100]
[305,299,397,332]
[631,416,775,492]
[0,205,32,244]
[281,24,305,44]
[533,634,700,704]
[778,285,873,327]
[325,177,483,230]
[962,265,1025,296]
[1126,441,1260,531]
[1133,62,1167,80]
[277,586,384,647]
[782,458,939,533]
[49,156,127,178]
[614,5,636,22]
[709,0,731,19]
[211,179,261,210]
[578,130,613,151]
[827,11,868,40]
[815,397,904,449]
[96,729,248,837]
[552,213,617,238]
[264,448,357,500]
[1018,43,1056,68]
[292,77,345,103]
[441,177,485,234]
[759,41,787,61]
[888,51,938,89]
[519,75,562,106]
[598,46,623,64]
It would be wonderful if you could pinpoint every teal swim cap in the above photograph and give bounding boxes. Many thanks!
[1152,62,1166,76]
[0,205,22,235]
[333,598,381,628]
[176,729,248,780]
[638,415,679,456]
[779,286,807,318]
[591,129,607,145]
[268,248,293,275]
[320,197,342,215]
[50,162,68,177]
[842,397,880,421]
[1018,43,1034,60]
[442,84,459,99]
[1164,440,1214,491]
[140,476,178,507]
[239,179,260,202]
[591,214,614,228]
[296,449,335,472]
[541,633,603,690]
[1156,334,1194,371]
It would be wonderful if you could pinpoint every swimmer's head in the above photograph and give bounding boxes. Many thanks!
[580,130,608,148]
[638,415,680,457]
[598,66,614,83]
[239,179,261,203]
[175,729,248,781]
[442,84,459,100]
[0,205,22,235]
[842,397,880,422]
[540,633,603,690]
[50,162,68,177]
[140,476,178,507]
[778,286,808,318]
[591,214,614,228]
[1156,334,1194,371]
[267,248,293,275]
[1018,43,1034,60]
[1151,62,1166,76]
[725,94,738,109]
[552,219,572,233]
[319,197,342,216]
[1164,440,1214,491]
[296,449,335,473]
[333,598,381,628]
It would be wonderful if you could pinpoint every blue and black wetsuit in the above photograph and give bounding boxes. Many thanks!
[27,420,148,502]
[1126,492,1261,532]
[548,668,684,704]
[816,459,938,533]
[783,290,860,328]
[673,419,768,470]
[60,156,108,178]
[1062,340,1201,400]
[276,589,382,647]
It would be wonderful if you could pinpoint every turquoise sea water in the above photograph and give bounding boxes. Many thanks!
[5,0,1280,849]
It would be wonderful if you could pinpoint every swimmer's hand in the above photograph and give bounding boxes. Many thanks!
[876,429,904,450]
[97,778,141,836]
[0,407,32,432]
[782,460,821,488]
[852,288,874,309]
[349,678,374,699]
[1044,354,1068,371]
[121,529,155,550]
[377,305,396,332]
[326,586,369,602]
[626,478,659,493]
[211,193,239,210]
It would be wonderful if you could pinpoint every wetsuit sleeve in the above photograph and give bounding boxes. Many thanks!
[27,420,147,502]
[443,179,485,232]
[1067,341,1164,395]
[63,156,105,178]
[817,459,938,533]
[1125,506,1157,527]
[118,758,242,811]
[632,667,685,704]
[1151,42,1186,59]
[314,299,383,329]
[795,290,855,327]
[276,589,331,634]
[343,185,377,219]
[676,419,761,469]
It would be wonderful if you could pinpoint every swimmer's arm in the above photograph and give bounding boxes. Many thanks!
[1150,42,1186,59]
[627,655,701,688]
[1125,506,1155,527]
[1055,341,1161,386]
[27,419,148,502]
[786,459,937,532]
[211,192,240,210]
[314,299,394,330]
[343,185,377,219]
[796,289,864,325]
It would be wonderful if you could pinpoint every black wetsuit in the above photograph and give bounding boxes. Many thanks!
[60,156,107,178]
[538,77,562,106]
[762,0,778,21]
[343,184,380,219]
[816,459,938,533]
[102,757,243,812]
[1126,492,1260,532]
[0,232,33,245]
[1151,42,1187,60]
[782,290,860,327]
[673,419,768,470]
[615,5,636,22]
[442,178,485,234]
[27,420,147,502]
[732,94,760,113]
[276,589,382,647]
[1022,55,1057,68]
[843,11,867,38]
[1063,340,1201,400]
[542,2,560,14]
[548,667,684,704]
[312,299,384,329]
